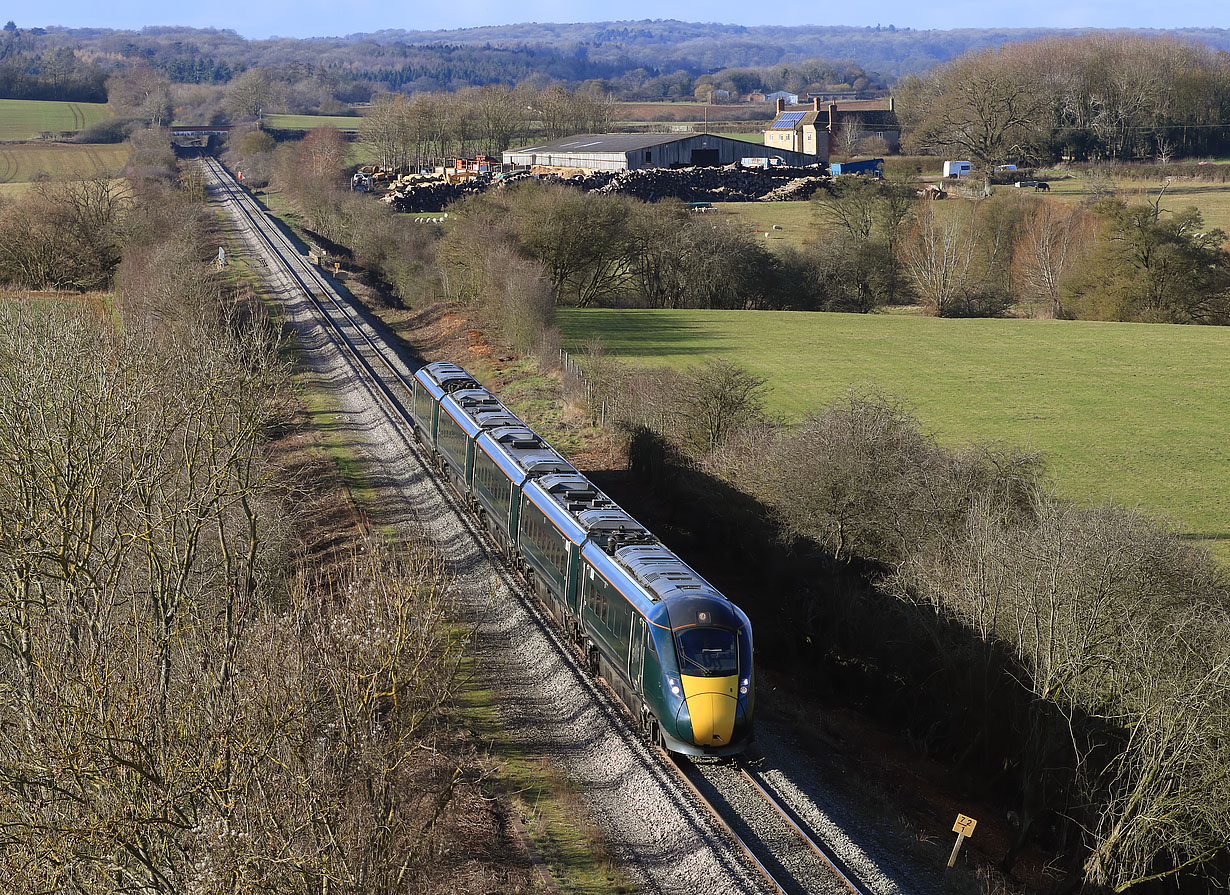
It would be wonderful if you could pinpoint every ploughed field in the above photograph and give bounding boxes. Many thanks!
[0,142,131,186]
[0,99,112,140]
[559,309,1230,561]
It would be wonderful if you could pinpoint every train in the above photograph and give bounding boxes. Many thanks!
[410,361,754,756]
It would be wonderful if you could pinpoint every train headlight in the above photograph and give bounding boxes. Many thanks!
[739,678,749,695]
[667,676,681,697]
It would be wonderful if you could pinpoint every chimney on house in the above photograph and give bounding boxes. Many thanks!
[776,98,786,113]
[828,102,838,132]
[813,96,822,111]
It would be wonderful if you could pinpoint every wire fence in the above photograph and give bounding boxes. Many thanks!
[559,347,608,427]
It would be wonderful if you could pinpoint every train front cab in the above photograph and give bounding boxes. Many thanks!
[663,594,753,756]
[580,543,753,757]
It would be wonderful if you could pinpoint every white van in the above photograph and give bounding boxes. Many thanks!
[943,160,972,178]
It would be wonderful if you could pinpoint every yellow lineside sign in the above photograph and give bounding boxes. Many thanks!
[953,814,977,837]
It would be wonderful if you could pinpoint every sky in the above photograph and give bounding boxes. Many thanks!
[16,0,1230,41]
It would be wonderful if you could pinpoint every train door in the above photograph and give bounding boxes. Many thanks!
[630,617,648,697]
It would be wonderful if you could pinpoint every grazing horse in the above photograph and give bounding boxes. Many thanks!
[1035,181,1051,192]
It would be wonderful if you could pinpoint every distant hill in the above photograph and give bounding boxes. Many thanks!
[36,21,1230,81]
[337,22,1230,78]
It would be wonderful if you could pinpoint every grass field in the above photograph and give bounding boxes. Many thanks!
[0,143,130,183]
[0,99,112,140]
[262,113,364,132]
[713,201,818,250]
[557,309,1230,559]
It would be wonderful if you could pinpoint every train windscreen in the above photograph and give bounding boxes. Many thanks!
[675,627,738,676]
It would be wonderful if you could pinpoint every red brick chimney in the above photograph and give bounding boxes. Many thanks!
[776,98,786,113]
[813,96,821,111]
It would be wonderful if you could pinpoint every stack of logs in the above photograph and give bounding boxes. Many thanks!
[383,163,831,213]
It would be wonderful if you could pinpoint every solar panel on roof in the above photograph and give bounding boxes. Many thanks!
[771,111,806,128]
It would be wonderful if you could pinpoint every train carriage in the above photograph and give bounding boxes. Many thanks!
[517,472,591,624]
[411,360,754,756]
[472,426,574,552]
[436,387,520,493]
[411,362,479,448]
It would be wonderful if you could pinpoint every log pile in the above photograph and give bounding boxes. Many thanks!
[383,164,831,212]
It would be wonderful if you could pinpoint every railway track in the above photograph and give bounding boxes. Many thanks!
[675,757,874,895]
[199,154,883,895]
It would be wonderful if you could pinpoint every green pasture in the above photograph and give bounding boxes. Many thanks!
[557,309,1230,559]
[714,201,818,250]
[262,113,364,132]
[0,99,112,140]
[717,171,1230,253]
[0,143,131,183]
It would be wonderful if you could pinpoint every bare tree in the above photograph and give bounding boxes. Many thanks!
[899,201,981,316]
[905,47,1050,194]
[106,66,174,127]
[1012,202,1093,317]
[677,359,769,454]
[836,116,863,157]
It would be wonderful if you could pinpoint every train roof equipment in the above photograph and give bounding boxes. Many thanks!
[614,543,726,605]
[476,425,575,485]
[414,361,480,399]
[440,387,523,438]
[534,473,656,547]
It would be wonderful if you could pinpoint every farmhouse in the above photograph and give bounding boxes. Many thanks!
[501,132,821,172]
[764,98,831,159]
[763,96,899,158]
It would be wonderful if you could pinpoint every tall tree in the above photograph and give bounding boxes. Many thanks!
[902,47,1051,193]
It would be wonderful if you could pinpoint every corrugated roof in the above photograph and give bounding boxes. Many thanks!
[507,133,695,154]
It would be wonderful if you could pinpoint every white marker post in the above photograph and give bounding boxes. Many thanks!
[948,814,977,868]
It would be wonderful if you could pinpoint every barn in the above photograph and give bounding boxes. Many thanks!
[501,133,822,172]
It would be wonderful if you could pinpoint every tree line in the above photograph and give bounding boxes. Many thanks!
[0,23,106,102]
[22,21,1230,90]
[0,130,528,893]
[898,34,1230,176]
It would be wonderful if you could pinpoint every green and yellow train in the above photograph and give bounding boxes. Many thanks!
[411,361,754,755]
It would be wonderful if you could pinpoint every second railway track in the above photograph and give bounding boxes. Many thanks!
[200,154,884,895]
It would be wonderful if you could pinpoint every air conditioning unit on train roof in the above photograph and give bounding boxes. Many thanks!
[451,389,500,407]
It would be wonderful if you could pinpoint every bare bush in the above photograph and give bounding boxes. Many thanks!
[0,177,131,291]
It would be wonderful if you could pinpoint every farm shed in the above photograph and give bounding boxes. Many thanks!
[502,133,821,172]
